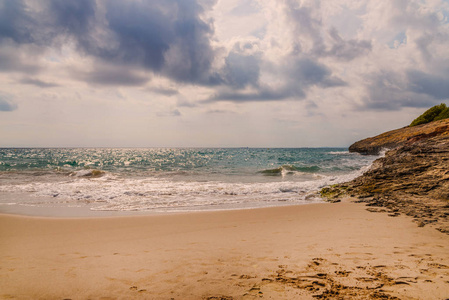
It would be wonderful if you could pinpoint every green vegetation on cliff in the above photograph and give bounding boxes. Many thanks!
[434,106,449,121]
[410,103,449,126]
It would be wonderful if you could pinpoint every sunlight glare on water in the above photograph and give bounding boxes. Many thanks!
[0,148,378,215]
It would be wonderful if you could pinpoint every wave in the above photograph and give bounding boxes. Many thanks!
[327,151,367,156]
[327,151,350,155]
[0,148,382,215]
[70,169,106,178]
[259,165,320,176]
[297,165,321,172]
[0,159,378,214]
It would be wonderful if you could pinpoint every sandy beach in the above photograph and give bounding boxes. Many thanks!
[1,200,449,300]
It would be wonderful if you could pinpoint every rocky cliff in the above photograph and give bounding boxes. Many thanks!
[324,119,449,234]
[348,118,449,155]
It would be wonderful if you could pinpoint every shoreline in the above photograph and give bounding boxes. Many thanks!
[0,196,327,218]
[0,201,322,219]
[1,199,448,299]
[0,147,378,216]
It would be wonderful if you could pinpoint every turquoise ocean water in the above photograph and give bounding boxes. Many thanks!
[0,148,378,216]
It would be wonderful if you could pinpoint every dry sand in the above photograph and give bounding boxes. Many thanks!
[1,200,449,299]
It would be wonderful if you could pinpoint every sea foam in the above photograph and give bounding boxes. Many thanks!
[0,148,379,215]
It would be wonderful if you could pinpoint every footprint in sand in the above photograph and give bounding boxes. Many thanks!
[129,286,147,293]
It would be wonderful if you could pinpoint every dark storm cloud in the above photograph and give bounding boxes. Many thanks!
[45,0,98,54]
[0,0,95,46]
[0,0,97,73]
[0,0,355,101]
[103,1,176,71]
[47,0,96,36]
[0,0,219,86]
[101,0,219,84]
[19,78,60,88]
[0,0,35,44]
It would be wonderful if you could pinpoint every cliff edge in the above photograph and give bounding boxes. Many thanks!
[348,118,449,155]
[323,118,449,234]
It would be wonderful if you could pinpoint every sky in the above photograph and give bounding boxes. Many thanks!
[1,0,449,148]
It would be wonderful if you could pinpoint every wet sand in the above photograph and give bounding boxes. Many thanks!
[1,200,449,299]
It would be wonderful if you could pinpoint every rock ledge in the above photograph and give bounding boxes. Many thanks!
[348,118,449,155]
[327,120,449,234]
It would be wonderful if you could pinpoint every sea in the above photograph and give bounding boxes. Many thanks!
[0,148,379,217]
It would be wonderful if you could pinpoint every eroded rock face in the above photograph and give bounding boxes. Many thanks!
[351,135,449,200]
[334,124,449,234]
[349,118,449,155]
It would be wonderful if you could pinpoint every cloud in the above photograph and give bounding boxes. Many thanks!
[170,109,181,116]
[47,0,96,37]
[177,97,197,107]
[207,87,302,103]
[324,28,372,61]
[72,63,150,86]
[0,0,96,47]
[80,71,149,86]
[0,96,17,112]
[101,0,219,85]
[285,57,346,88]
[19,77,60,88]
[229,0,260,16]
[282,0,372,61]
[103,1,176,71]
[407,70,449,100]
[0,0,357,103]
[1,0,448,111]
[208,54,345,103]
[0,0,35,44]
[157,108,182,117]
[0,45,41,74]
[206,109,236,114]
[148,87,179,96]
[283,1,322,49]
[0,0,219,86]
[277,0,448,111]
[360,71,440,111]
[222,51,260,88]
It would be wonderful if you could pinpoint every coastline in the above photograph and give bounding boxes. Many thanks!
[340,132,449,235]
[0,147,377,215]
[0,192,327,218]
[1,200,449,299]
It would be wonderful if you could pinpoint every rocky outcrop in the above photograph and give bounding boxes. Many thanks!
[348,118,449,155]
[326,121,449,234]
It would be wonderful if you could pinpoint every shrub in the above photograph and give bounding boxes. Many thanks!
[434,107,449,121]
[410,103,448,126]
